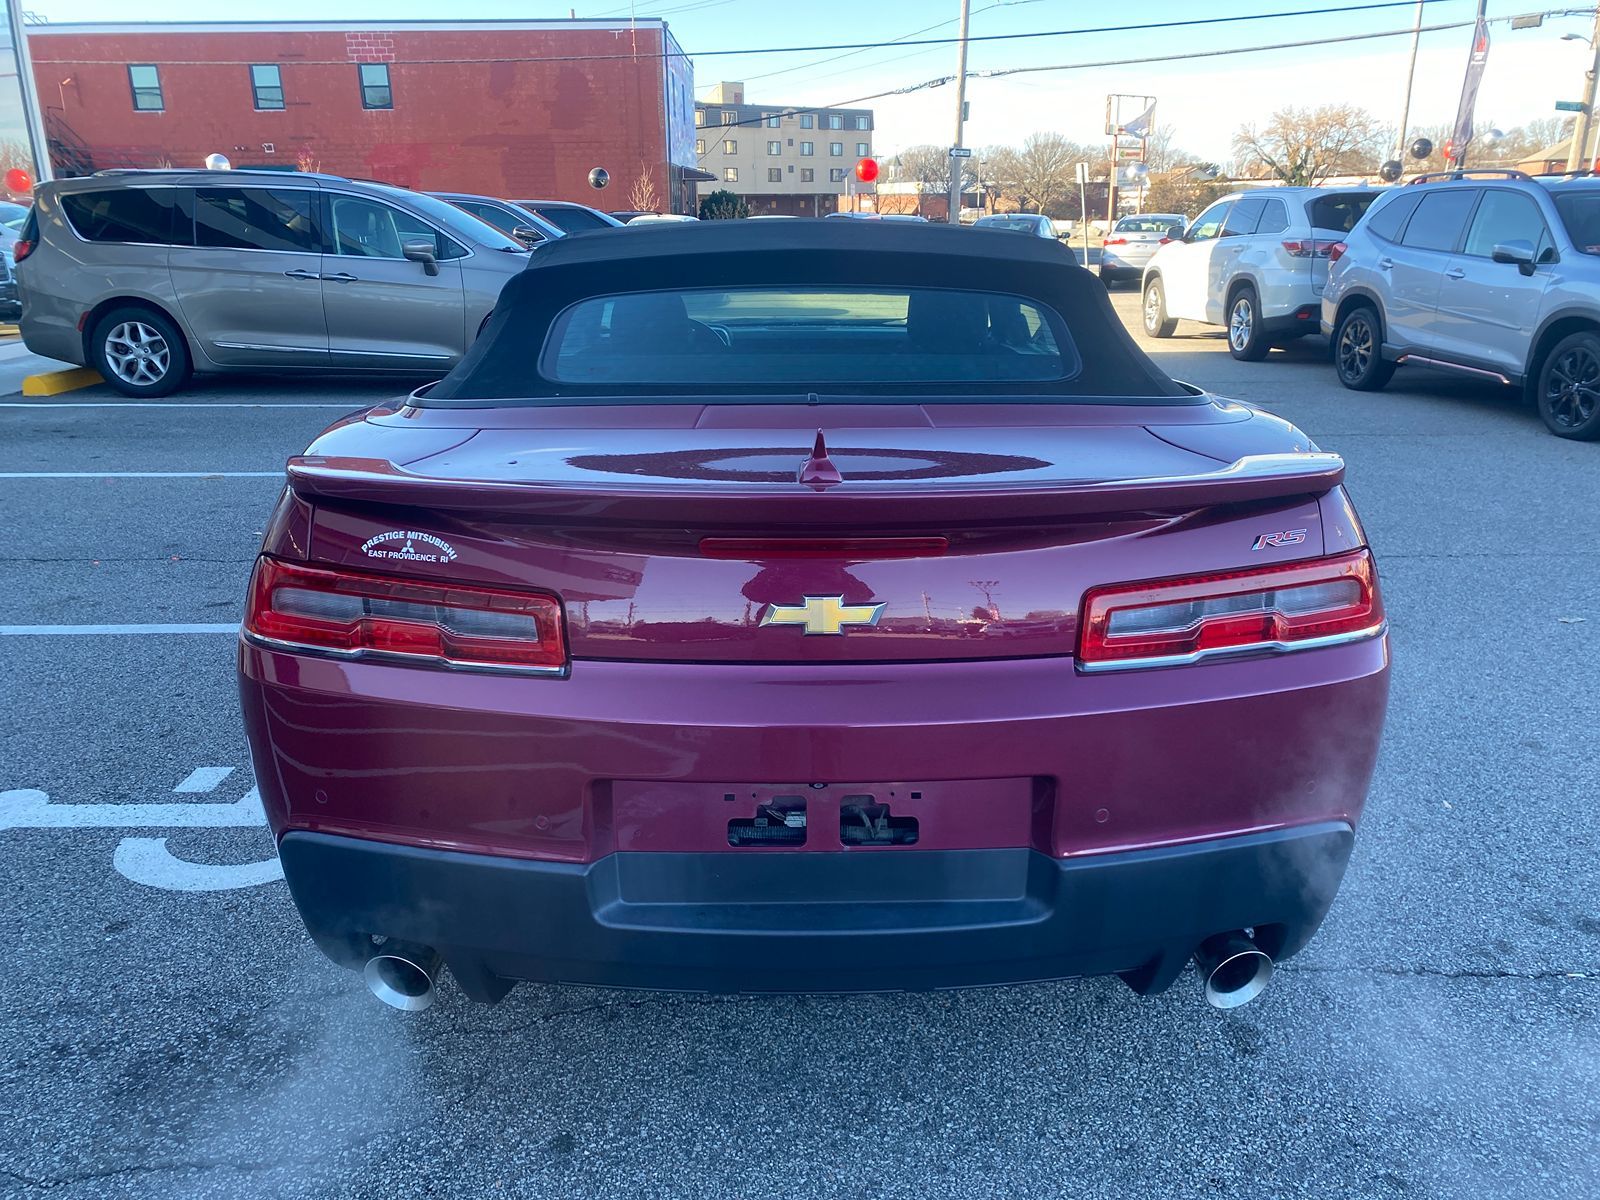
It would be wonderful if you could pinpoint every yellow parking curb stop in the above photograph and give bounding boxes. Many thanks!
[0,323,20,336]
[22,367,103,397]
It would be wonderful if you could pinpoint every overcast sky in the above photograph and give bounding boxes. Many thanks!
[29,0,1591,161]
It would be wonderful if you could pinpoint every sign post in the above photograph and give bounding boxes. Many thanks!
[1075,161,1090,268]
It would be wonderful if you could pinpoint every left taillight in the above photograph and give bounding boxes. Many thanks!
[243,557,567,674]
[12,238,33,263]
[1077,550,1383,672]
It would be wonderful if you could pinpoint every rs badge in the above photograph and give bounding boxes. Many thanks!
[1252,529,1307,551]
[759,596,886,635]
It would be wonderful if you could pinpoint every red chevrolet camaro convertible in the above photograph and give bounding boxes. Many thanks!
[239,220,1388,1012]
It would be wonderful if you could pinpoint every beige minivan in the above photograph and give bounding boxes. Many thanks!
[16,169,534,397]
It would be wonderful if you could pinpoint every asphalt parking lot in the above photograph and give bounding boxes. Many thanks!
[2,294,1597,1200]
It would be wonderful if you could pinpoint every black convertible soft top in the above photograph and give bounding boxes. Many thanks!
[423,219,1191,404]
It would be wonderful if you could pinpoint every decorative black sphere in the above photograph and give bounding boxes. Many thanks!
[1408,137,1433,161]
[588,167,610,190]
[1379,160,1403,183]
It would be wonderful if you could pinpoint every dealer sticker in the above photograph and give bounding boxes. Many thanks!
[360,529,459,564]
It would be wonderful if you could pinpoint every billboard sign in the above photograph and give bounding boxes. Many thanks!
[663,29,696,169]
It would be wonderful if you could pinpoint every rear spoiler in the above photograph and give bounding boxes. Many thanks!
[284,452,1345,526]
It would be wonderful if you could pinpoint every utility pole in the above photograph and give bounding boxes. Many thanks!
[947,0,971,224]
[1569,7,1600,170]
[1394,0,1425,166]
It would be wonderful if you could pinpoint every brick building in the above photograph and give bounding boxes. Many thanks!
[27,19,705,211]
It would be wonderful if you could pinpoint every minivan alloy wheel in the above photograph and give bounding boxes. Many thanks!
[1545,343,1599,431]
[103,321,172,387]
[1228,297,1254,353]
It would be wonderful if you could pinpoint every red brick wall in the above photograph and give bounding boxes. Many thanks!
[30,25,672,205]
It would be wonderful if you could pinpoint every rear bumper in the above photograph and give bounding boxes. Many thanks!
[280,820,1354,997]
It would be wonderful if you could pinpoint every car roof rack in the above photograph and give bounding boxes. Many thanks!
[1404,168,1532,185]
[1529,168,1597,179]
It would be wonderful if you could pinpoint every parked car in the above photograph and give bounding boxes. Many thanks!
[14,169,530,397]
[609,209,659,222]
[0,200,28,320]
[1141,186,1379,360]
[1323,170,1600,439]
[625,213,699,224]
[972,213,1057,239]
[430,192,566,248]
[240,219,1388,1013]
[1098,213,1186,285]
[512,199,625,233]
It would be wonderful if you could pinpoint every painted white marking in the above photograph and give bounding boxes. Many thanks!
[0,402,368,409]
[0,786,266,831]
[174,766,235,794]
[1,623,238,636]
[0,471,281,479]
[113,838,283,892]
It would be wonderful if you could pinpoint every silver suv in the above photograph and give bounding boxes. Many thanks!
[15,169,531,397]
[1141,186,1378,360]
[1322,171,1600,439]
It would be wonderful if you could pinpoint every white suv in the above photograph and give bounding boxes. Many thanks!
[1140,187,1377,360]
[1322,171,1600,439]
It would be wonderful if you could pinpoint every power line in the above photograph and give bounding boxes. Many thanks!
[34,0,1477,67]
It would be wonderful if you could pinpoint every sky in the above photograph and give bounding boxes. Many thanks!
[24,0,1594,162]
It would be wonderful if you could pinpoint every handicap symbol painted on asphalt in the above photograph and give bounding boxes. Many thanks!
[0,765,284,893]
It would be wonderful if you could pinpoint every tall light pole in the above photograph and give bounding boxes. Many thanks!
[947,0,971,224]
[1568,11,1600,170]
[1394,0,1426,167]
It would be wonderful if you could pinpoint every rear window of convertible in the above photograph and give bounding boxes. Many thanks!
[541,287,1078,386]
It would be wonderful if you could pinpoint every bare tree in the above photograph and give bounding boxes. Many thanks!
[1143,173,1229,220]
[1142,125,1202,173]
[627,163,660,214]
[886,144,948,217]
[997,132,1096,216]
[1234,104,1386,185]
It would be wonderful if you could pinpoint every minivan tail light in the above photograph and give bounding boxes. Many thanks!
[1282,238,1341,259]
[12,238,33,263]
[243,557,567,673]
[1078,550,1383,671]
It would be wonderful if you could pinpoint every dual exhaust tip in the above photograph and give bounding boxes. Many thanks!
[360,931,1274,1013]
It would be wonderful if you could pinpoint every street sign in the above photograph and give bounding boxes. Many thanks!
[1556,100,1586,112]
[1116,146,1144,159]
[1075,161,1089,185]
[949,146,973,158]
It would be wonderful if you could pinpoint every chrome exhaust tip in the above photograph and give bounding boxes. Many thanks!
[1195,931,1274,1010]
[363,941,443,1012]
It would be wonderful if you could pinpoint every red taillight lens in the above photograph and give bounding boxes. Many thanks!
[243,557,567,673]
[1282,239,1342,259]
[1158,235,1173,245]
[1103,236,1127,246]
[1077,550,1383,671]
[12,238,33,263]
[1328,241,1348,263]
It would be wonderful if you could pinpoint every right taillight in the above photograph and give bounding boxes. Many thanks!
[1077,550,1383,672]
[1328,241,1348,264]
[243,557,567,674]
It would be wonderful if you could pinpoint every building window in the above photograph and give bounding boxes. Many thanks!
[695,109,705,126]
[359,63,392,110]
[724,167,738,183]
[724,139,737,154]
[787,165,794,173]
[695,138,705,155]
[250,64,284,111]
[829,142,843,156]
[765,114,780,128]
[856,142,869,157]
[800,114,813,129]
[800,142,814,156]
[827,114,842,129]
[768,168,781,183]
[830,168,847,182]
[128,64,163,112]
[721,110,736,125]
[800,168,814,183]
[854,115,870,130]
[766,140,781,155]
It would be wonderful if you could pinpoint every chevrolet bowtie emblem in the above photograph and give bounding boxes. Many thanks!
[759,596,886,635]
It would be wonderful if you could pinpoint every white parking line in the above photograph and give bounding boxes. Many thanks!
[1,623,237,635]
[113,838,284,892]
[0,786,265,830]
[0,471,281,478]
[174,766,235,794]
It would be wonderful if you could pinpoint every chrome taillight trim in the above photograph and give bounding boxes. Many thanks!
[240,630,570,677]
[1075,621,1387,674]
